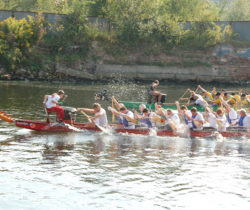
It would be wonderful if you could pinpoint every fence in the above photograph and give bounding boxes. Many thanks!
[0,10,250,41]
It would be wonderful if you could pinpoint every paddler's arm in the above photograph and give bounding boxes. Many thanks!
[219,96,231,111]
[43,95,49,104]
[112,96,122,110]
[77,108,95,114]
[122,114,137,124]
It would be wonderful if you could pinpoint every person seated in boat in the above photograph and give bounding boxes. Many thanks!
[184,107,205,130]
[164,109,180,132]
[223,92,237,107]
[175,101,192,127]
[148,80,164,104]
[77,103,108,128]
[136,108,159,128]
[212,92,222,107]
[231,92,241,105]
[240,94,250,107]
[197,85,214,102]
[111,96,126,124]
[43,90,66,123]
[215,108,229,131]
[187,90,209,108]
[220,96,238,126]
[203,107,218,130]
[235,109,250,131]
[108,106,136,129]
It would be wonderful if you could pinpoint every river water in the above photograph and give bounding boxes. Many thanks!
[0,81,250,210]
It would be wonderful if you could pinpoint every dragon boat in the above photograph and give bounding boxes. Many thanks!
[1,109,249,138]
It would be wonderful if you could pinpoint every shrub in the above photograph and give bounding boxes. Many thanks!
[0,15,46,72]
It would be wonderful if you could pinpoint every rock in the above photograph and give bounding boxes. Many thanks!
[15,68,27,75]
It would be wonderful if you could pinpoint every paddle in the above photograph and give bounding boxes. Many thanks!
[0,112,14,123]
[80,110,109,133]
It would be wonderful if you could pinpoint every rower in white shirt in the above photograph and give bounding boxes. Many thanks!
[185,107,205,130]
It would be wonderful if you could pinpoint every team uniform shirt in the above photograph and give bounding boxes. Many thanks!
[190,112,205,130]
[195,94,208,107]
[216,115,229,131]
[233,95,241,103]
[181,110,192,126]
[228,108,238,125]
[141,112,157,128]
[205,112,218,130]
[204,92,213,101]
[120,110,135,129]
[94,108,108,128]
[238,115,250,127]
[212,98,221,106]
[45,94,60,109]
[241,98,250,106]
[166,113,180,125]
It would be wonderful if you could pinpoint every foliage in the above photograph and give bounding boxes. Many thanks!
[44,0,93,63]
[104,0,223,49]
[0,15,46,71]
[216,0,250,21]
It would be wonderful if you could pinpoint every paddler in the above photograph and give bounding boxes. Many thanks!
[185,107,205,130]
[188,90,209,108]
[237,109,250,129]
[77,103,108,128]
[108,106,136,129]
[43,90,66,123]
[220,96,238,126]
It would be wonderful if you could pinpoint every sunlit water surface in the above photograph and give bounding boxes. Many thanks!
[0,81,250,210]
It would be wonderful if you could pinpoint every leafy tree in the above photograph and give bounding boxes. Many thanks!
[0,15,46,71]
[220,0,250,20]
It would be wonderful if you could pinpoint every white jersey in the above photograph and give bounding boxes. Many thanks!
[240,115,250,127]
[190,112,205,130]
[45,94,60,109]
[167,113,180,125]
[216,115,229,131]
[206,112,218,130]
[228,108,238,124]
[195,95,208,107]
[120,110,135,129]
[94,108,108,128]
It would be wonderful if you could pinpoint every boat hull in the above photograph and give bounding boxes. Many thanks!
[14,120,250,138]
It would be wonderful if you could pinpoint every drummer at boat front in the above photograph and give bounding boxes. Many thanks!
[43,90,66,122]
[77,103,108,128]
[108,106,136,129]
[184,107,205,130]
[148,80,164,104]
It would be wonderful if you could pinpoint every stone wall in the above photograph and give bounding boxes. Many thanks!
[94,64,250,83]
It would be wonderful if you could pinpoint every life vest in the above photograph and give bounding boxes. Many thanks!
[239,115,246,126]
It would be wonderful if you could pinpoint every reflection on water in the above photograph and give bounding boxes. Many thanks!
[1,81,250,209]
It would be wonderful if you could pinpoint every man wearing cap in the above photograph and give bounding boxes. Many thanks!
[43,90,66,122]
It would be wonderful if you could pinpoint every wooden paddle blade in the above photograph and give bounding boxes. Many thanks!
[0,112,14,123]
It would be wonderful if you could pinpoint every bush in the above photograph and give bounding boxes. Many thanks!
[0,15,46,72]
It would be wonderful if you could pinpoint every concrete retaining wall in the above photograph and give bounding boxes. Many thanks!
[95,64,250,83]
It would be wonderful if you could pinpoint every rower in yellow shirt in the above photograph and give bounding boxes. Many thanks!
[241,94,250,106]
[197,85,213,102]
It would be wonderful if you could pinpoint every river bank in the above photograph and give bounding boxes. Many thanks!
[1,43,250,83]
